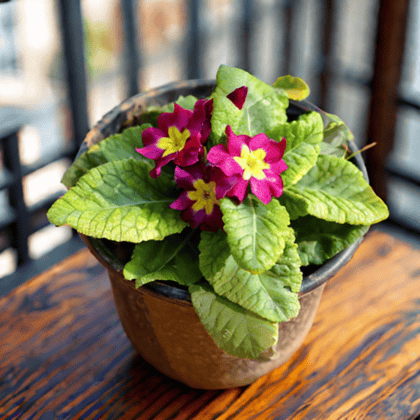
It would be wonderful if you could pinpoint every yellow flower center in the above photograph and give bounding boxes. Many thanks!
[188,179,220,215]
[157,126,191,157]
[233,145,270,180]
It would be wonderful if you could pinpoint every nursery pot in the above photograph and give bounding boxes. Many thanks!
[78,80,367,390]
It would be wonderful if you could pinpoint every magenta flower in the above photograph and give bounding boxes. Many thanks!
[170,163,235,232]
[137,99,213,177]
[227,86,248,110]
[207,126,287,204]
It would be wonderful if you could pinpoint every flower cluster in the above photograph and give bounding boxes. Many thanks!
[137,87,287,231]
[137,99,213,178]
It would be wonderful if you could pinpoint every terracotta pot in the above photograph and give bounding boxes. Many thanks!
[78,80,367,389]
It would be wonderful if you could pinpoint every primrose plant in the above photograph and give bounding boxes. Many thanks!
[48,65,389,359]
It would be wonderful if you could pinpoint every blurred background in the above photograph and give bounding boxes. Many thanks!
[0,0,418,294]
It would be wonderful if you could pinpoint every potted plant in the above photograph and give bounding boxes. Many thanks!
[47,65,388,389]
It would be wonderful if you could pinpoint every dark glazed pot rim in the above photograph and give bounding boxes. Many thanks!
[79,79,368,301]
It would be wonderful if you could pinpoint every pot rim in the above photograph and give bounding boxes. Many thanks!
[78,79,368,301]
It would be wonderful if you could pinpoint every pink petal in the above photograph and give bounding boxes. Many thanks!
[248,132,270,150]
[202,98,214,142]
[210,168,239,199]
[207,144,228,165]
[200,205,224,232]
[263,138,287,163]
[227,86,248,110]
[251,172,284,203]
[264,170,284,188]
[173,166,197,190]
[170,191,193,211]
[181,207,206,229]
[150,167,160,179]
[187,99,205,134]
[140,127,166,147]
[227,177,249,203]
[171,163,229,232]
[248,134,285,164]
[248,133,280,159]
[174,135,202,167]
[207,145,243,177]
[187,99,213,142]
[150,154,174,178]
[158,104,193,134]
[269,176,284,198]
[187,162,207,180]
[225,126,249,156]
[250,178,272,204]
[269,159,288,175]
[136,145,163,160]
[276,137,287,155]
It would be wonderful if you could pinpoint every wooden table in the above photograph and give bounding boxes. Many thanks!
[1,231,420,419]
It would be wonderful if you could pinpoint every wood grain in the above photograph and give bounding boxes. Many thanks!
[0,251,227,419]
[199,232,420,420]
[1,231,420,419]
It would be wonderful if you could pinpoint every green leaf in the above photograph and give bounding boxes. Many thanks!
[292,215,369,266]
[209,65,288,146]
[47,158,187,242]
[175,95,199,110]
[272,75,310,100]
[269,234,303,293]
[268,111,324,186]
[157,95,199,113]
[199,229,301,323]
[319,135,347,158]
[199,230,231,281]
[62,125,151,188]
[280,154,389,225]
[189,281,278,359]
[206,248,300,323]
[282,143,320,187]
[323,112,354,142]
[221,195,290,274]
[319,112,353,158]
[269,111,324,151]
[134,107,164,126]
[123,229,201,286]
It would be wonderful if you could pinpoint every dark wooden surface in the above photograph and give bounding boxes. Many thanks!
[1,231,420,419]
